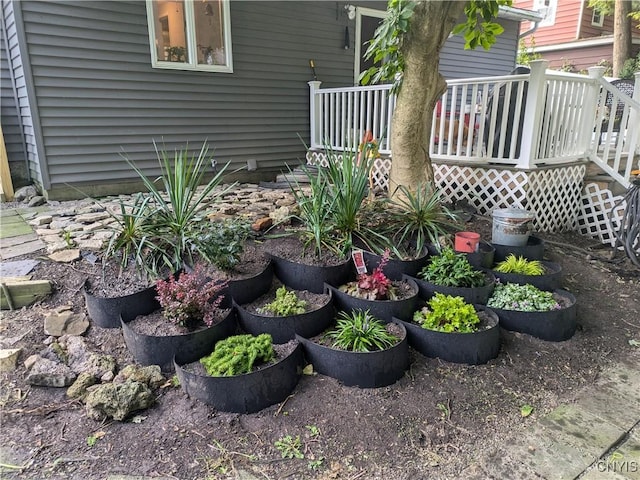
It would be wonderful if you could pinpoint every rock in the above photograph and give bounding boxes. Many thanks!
[101,371,115,383]
[44,311,89,337]
[46,242,69,254]
[76,239,104,250]
[207,212,234,222]
[50,220,71,230]
[76,205,105,215]
[85,381,154,421]
[85,354,117,378]
[251,217,273,232]
[67,372,97,400]
[275,197,295,207]
[27,196,47,207]
[48,249,81,263]
[269,206,291,225]
[25,356,76,387]
[35,227,62,236]
[91,231,113,241]
[24,354,39,370]
[113,365,164,389]
[31,215,53,226]
[0,349,22,372]
[76,212,110,223]
[14,185,37,202]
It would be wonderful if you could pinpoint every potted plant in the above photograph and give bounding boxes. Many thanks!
[296,309,409,388]
[235,285,334,343]
[487,282,577,341]
[121,266,235,371]
[174,333,304,413]
[407,247,496,304]
[396,293,500,365]
[491,254,562,291]
[326,250,419,322]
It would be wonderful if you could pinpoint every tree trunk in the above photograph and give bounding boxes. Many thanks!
[388,1,466,196]
[613,0,632,76]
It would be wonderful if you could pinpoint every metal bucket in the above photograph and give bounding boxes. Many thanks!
[491,208,535,247]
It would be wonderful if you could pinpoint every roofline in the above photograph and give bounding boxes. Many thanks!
[498,5,544,23]
[532,35,640,53]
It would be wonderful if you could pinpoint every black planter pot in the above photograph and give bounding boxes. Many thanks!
[324,278,419,322]
[395,306,500,365]
[223,260,273,306]
[295,321,409,388]
[404,272,496,305]
[490,290,577,341]
[492,236,545,262]
[465,241,495,269]
[174,341,304,414]
[270,254,353,294]
[490,261,562,291]
[83,280,159,329]
[121,309,237,372]
[235,291,334,343]
[361,250,430,281]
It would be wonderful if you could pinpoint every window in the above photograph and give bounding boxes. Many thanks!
[146,0,233,73]
[591,9,604,27]
[533,0,558,28]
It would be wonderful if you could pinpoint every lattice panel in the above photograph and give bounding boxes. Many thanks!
[577,183,626,247]
[525,165,586,232]
[308,150,587,233]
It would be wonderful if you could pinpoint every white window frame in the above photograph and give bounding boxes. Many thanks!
[591,9,604,27]
[145,0,233,73]
[354,7,388,85]
[533,0,558,28]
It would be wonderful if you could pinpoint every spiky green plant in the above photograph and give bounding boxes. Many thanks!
[325,310,398,352]
[200,334,274,376]
[494,254,545,276]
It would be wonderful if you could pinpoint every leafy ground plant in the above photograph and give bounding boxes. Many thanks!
[200,333,274,376]
[414,293,480,333]
[187,218,251,271]
[487,283,560,312]
[419,247,486,288]
[155,265,227,329]
[339,249,397,300]
[258,286,307,316]
[274,435,304,459]
[325,309,398,352]
[494,254,545,275]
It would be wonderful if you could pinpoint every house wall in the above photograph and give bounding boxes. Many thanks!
[1,0,38,189]
[13,1,522,200]
[539,42,640,73]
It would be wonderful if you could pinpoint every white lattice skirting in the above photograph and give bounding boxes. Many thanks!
[578,183,627,247]
[307,150,585,233]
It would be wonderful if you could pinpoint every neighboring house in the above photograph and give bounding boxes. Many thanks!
[1,0,535,200]
[514,0,640,72]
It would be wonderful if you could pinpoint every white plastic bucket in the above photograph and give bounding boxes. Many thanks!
[491,208,535,247]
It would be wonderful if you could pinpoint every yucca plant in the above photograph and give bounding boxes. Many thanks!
[384,183,460,256]
[122,141,235,273]
[494,254,545,276]
[325,310,398,352]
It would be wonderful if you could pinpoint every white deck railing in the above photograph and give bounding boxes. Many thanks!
[309,60,639,189]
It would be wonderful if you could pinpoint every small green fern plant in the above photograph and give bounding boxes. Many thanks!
[258,286,307,316]
[414,293,480,333]
[325,310,398,352]
[419,247,486,288]
[494,254,545,276]
[200,333,274,376]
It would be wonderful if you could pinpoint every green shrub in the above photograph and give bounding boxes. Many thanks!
[200,333,274,376]
[258,286,308,316]
[487,283,560,312]
[419,247,486,288]
[414,293,480,333]
[188,218,251,271]
[494,254,544,276]
[325,310,398,352]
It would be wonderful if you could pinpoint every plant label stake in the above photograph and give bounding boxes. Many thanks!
[352,249,367,275]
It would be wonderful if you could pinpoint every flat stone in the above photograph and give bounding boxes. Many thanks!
[0,259,39,277]
[31,215,53,226]
[82,222,105,232]
[35,227,61,235]
[76,239,104,250]
[65,223,85,232]
[25,356,76,387]
[76,212,110,223]
[275,197,295,207]
[91,231,113,241]
[46,241,69,254]
[44,311,89,336]
[76,205,105,215]
[251,217,273,232]
[27,196,46,207]
[50,219,71,229]
[0,349,22,372]
[48,249,81,263]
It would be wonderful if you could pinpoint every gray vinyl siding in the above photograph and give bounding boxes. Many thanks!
[0,3,30,188]
[15,0,520,197]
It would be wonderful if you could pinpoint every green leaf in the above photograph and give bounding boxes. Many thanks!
[520,404,534,417]
[629,339,640,347]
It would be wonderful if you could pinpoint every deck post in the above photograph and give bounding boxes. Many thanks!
[308,81,322,149]
[581,66,605,154]
[516,60,548,169]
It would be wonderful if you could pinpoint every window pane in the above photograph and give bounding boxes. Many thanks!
[195,1,226,66]
[152,0,189,63]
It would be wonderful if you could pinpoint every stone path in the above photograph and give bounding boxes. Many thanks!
[1,184,640,479]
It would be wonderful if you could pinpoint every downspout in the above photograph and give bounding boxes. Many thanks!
[519,19,540,39]
[0,5,30,182]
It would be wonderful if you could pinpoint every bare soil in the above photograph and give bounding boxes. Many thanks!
[1,216,640,480]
